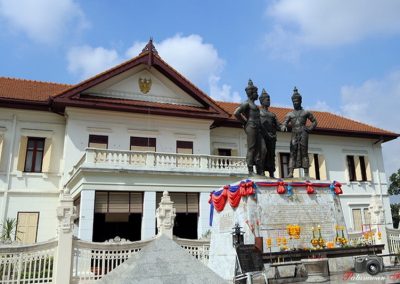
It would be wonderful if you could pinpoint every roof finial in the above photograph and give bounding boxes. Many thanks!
[140,37,158,55]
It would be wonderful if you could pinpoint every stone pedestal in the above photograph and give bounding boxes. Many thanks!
[208,178,351,281]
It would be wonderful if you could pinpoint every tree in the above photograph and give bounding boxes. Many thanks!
[0,218,17,243]
[389,169,400,228]
[392,204,400,229]
[388,169,400,195]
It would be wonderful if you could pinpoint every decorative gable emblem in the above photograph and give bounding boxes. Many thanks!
[138,77,152,94]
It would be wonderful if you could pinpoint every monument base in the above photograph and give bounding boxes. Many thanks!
[208,178,350,281]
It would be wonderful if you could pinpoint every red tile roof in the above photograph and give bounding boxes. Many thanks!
[0,77,71,102]
[0,77,397,140]
[215,101,399,140]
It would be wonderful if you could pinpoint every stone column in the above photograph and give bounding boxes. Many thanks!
[198,192,211,238]
[156,191,176,238]
[54,192,77,284]
[141,191,156,240]
[78,189,95,241]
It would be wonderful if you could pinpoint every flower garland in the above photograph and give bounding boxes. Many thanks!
[209,179,343,226]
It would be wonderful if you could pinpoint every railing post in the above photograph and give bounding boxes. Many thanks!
[54,192,77,284]
[200,156,208,169]
[86,148,96,164]
[146,152,156,167]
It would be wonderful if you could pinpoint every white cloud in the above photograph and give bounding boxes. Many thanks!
[307,100,336,113]
[340,71,400,176]
[0,0,88,44]
[209,76,241,103]
[265,0,400,59]
[68,34,239,102]
[67,46,120,79]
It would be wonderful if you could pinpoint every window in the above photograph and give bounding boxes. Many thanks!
[88,135,108,149]
[93,191,143,242]
[346,155,371,182]
[352,208,371,232]
[94,191,143,213]
[130,137,156,152]
[359,156,367,181]
[309,153,327,180]
[218,148,232,156]
[16,212,39,244]
[176,141,193,154]
[279,153,290,178]
[17,133,52,173]
[347,155,356,181]
[24,137,45,172]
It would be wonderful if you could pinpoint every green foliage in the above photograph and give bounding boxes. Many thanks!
[388,169,400,195]
[391,203,400,229]
[1,218,17,242]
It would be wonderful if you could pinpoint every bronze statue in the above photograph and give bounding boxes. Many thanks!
[234,80,262,176]
[281,87,317,178]
[259,89,280,178]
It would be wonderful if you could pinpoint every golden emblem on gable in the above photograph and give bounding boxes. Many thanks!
[138,77,152,94]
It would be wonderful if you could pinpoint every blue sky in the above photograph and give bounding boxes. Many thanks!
[0,0,399,177]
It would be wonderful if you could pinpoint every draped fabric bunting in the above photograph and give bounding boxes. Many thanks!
[208,180,255,213]
[209,179,343,226]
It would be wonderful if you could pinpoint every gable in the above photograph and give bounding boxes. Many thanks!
[83,66,203,107]
[52,40,230,120]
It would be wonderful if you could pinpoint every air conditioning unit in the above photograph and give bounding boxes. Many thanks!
[354,255,383,275]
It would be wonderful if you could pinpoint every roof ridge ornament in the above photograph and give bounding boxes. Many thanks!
[140,37,158,55]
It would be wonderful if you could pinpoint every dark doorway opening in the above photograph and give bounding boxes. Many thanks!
[173,213,198,239]
[92,213,142,242]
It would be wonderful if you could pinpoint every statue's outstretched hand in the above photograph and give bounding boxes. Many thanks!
[281,125,287,132]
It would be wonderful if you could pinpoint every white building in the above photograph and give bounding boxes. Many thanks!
[0,40,398,244]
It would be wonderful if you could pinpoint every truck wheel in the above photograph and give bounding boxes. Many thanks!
[366,259,381,275]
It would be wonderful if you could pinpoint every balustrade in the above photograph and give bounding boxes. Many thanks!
[69,148,247,176]
[0,240,57,284]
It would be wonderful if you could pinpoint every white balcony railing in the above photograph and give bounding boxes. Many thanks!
[69,148,247,177]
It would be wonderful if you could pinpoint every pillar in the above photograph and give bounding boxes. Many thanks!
[54,192,76,284]
[77,189,95,241]
[198,192,211,238]
[141,191,156,240]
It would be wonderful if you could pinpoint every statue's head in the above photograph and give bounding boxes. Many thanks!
[291,87,302,110]
[259,88,270,107]
[245,79,258,100]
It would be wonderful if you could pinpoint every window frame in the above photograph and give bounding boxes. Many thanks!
[176,140,193,154]
[346,155,356,182]
[313,153,321,180]
[351,207,371,232]
[359,156,368,182]
[279,153,290,178]
[88,134,108,149]
[24,137,45,173]
[130,136,156,152]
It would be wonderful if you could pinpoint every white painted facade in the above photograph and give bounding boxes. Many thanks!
[0,49,396,243]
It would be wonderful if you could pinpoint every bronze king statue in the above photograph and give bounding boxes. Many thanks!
[281,87,317,178]
[259,89,280,178]
[234,80,262,176]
